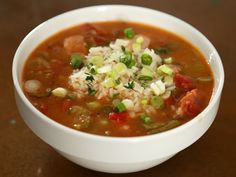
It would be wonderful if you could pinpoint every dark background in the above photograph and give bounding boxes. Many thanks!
[1,0,235,177]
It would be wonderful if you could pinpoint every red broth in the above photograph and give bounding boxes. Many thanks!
[22,21,214,137]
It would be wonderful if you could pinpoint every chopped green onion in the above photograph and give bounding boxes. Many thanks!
[86,63,93,69]
[151,96,164,109]
[141,66,154,77]
[114,62,127,73]
[124,28,134,39]
[136,36,144,44]
[124,81,135,89]
[121,45,126,52]
[157,64,173,76]
[132,43,141,53]
[91,56,104,67]
[70,54,83,69]
[120,51,135,68]
[122,99,134,110]
[120,51,131,63]
[141,54,152,65]
[164,57,173,64]
[140,82,148,88]
[97,65,112,74]
[112,92,120,98]
[90,66,97,75]
[103,78,115,88]
[87,84,96,96]
[164,76,173,86]
[129,59,136,68]
[141,99,149,105]
[85,74,94,82]
[107,70,118,79]
[140,113,152,124]
[138,75,153,81]
[115,79,121,85]
[115,102,126,112]
[150,80,165,96]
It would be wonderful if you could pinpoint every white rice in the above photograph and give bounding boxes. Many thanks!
[69,37,176,113]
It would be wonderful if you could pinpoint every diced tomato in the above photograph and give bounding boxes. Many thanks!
[174,74,195,91]
[165,96,175,106]
[93,35,109,45]
[63,35,87,54]
[108,112,128,124]
[62,99,73,112]
[84,23,113,45]
[84,23,110,36]
[179,89,202,117]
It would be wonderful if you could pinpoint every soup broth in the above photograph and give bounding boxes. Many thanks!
[22,21,213,137]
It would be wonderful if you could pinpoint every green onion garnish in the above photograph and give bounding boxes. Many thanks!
[140,82,148,88]
[141,99,148,105]
[151,96,164,109]
[124,81,135,89]
[140,113,152,124]
[120,51,136,68]
[138,75,153,81]
[70,54,84,69]
[90,67,97,75]
[112,92,120,98]
[87,84,96,96]
[164,57,173,64]
[157,64,173,76]
[91,56,104,67]
[141,54,152,65]
[124,28,134,39]
[85,73,94,82]
[115,79,121,85]
[121,45,126,52]
[115,102,126,112]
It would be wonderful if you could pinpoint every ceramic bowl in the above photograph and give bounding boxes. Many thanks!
[12,5,224,173]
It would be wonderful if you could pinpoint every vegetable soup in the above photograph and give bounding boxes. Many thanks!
[22,21,214,137]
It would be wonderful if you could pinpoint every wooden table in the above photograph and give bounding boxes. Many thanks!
[1,0,235,176]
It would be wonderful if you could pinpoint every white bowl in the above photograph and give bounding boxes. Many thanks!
[12,5,224,173]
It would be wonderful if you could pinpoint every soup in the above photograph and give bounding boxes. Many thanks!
[22,21,213,137]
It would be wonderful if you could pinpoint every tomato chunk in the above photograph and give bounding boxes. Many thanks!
[174,74,195,91]
[63,35,87,54]
[179,89,202,117]
[165,96,175,106]
[84,23,113,45]
[109,112,128,124]
[85,23,110,36]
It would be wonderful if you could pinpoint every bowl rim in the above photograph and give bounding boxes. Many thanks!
[12,4,224,142]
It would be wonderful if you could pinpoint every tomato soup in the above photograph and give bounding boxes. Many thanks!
[22,21,213,137]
